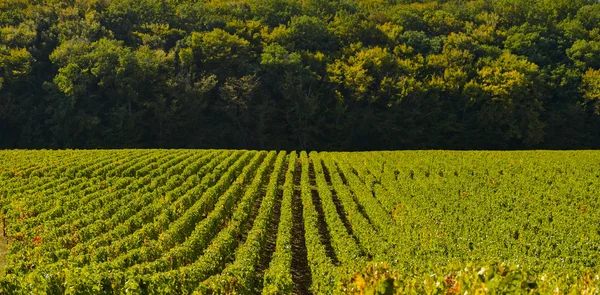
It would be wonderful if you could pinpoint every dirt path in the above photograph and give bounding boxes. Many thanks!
[255,157,288,291]
[291,160,312,295]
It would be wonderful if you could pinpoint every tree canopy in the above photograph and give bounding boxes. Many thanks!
[1,0,599,150]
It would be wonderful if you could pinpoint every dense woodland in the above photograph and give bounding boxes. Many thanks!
[1,0,599,150]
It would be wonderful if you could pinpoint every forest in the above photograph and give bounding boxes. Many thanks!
[1,0,599,150]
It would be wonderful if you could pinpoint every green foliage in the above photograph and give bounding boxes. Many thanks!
[1,0,600,149]
[581,68,600,114]
[0,150,599,294]
[260,43,301,66]
[248,0,302,27]
[287,15,338,52]
[191,29,250,64]
[567,39,600,69]
[328,45,424,105]
[0,46,32,89]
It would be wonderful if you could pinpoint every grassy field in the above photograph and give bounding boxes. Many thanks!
[0,150,599,294]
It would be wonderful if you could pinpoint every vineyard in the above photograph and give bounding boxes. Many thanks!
[0,150,599,294]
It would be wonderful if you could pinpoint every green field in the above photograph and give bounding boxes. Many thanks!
[0,150,599,294]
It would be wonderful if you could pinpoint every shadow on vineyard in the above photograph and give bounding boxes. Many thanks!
[321,160,364,257]
[291,160,313,295]
[255,156,287,292]
[334,163,375,228]
[309,161,339,265]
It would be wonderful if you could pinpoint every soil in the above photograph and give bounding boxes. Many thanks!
[291,160,312,295]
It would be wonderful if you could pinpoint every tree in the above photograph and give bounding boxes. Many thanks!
[567,39,600,69]
[0,46,34,147]
[463,51,544,147]
[248,0,302,27]
[503,23,556,66]
[1,0,600,149]
[287,15,338,52]
[190,28,251,77]
[581,68,600,115]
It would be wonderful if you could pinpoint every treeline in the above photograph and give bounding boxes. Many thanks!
[1,0,599,150]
